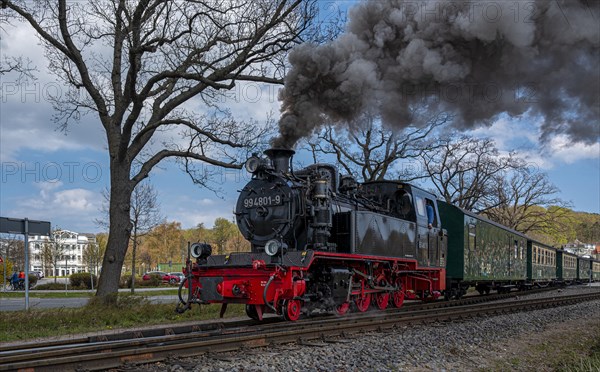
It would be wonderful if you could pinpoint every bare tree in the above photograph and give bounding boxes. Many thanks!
[3,0,320,302]
[129,183,162,293]
[82,241,102,276]
[0,235,25,271]
[40,241,54,277]
[420,136,519,212]
[482,167,572,234]
[98,182,162,293]
[50,231,69,282]
[307,113,451,182]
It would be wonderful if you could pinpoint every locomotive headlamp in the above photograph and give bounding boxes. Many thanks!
[191,243,212,260]
[264,239,287,256]
[245,156,261,173]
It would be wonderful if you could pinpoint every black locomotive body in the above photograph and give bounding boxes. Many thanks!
[235,148,446,268]
[179,148,447,320]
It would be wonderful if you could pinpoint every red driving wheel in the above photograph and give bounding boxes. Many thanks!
[375,292,390,310]
[283,299,302,321]
[355,293,371,312]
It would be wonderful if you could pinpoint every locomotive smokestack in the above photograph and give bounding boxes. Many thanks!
[264,148,295,174]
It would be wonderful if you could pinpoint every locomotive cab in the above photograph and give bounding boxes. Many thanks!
[359,182,446,268]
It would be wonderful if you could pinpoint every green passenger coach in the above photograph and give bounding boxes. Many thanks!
[577,256,593,283]
[437,201,528,298]
[556,249,578,284]
[527,240,558,286]
[593,260,600,281]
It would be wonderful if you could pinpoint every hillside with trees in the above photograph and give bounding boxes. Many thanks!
[526,209,600,247]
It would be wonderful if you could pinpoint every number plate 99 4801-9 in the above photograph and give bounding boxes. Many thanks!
[243,195,283,208]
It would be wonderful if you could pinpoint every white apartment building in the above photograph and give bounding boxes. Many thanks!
[564,239,596,257]
[29,230,97,276]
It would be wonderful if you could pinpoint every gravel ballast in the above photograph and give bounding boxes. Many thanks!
[133,286,600,372]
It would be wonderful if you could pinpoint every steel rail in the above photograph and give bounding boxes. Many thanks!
[1,291,599,371]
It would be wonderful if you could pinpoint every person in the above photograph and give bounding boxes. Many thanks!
[17,270,25,289]
[10,272,18,288]
[426,202,435,229]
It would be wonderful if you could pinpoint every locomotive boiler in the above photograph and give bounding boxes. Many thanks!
[177,148,447,321]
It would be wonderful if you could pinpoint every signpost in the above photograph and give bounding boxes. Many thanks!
[0,217,51,310]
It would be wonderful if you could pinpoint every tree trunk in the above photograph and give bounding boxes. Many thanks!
[96,161,133,303]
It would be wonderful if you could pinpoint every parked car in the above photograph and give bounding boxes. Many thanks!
[142,271,180,284]
[31,270,44,279]
[169,272,185,283]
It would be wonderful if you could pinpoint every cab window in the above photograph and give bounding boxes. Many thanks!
[415,196,425,217]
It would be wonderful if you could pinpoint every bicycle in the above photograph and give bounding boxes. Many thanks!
[10,279,26,291]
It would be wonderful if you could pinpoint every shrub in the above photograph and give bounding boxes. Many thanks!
[119,275,129,288]
[35,283,73,290]
[28,274,38,288]
[138,277,159,287]
[145,273,162,287]
[119,275,144,288]
[0,261,14,283]
[69,272,98,289]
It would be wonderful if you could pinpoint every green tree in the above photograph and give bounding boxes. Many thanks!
[212,218,237,254]
[144,222,183,269]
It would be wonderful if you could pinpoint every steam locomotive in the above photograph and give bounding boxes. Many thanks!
[176,148,600,321]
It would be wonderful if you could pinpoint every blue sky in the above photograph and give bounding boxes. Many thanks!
[1,2,599,234]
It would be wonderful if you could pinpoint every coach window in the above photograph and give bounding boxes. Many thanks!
[543,249,546,265]
[519,241,524,260]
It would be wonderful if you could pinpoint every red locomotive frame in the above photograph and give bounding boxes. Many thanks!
[182,250,445,321]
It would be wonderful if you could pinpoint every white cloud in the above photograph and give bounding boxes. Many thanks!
[545,135,600,164]
[468,117,600,170]
[6,184,102,232]
[52,189,98,212]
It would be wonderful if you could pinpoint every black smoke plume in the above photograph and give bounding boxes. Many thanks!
[274,0,599,148]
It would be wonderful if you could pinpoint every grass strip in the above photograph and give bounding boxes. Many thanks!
[0,289,179,299]
[0,296,244,342]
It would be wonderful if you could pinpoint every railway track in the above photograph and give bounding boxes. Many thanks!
[2,289,598,371]
[0,285,553,353]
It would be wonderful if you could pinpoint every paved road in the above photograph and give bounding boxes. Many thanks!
[0,287,180,312]
[0,295,179,311]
